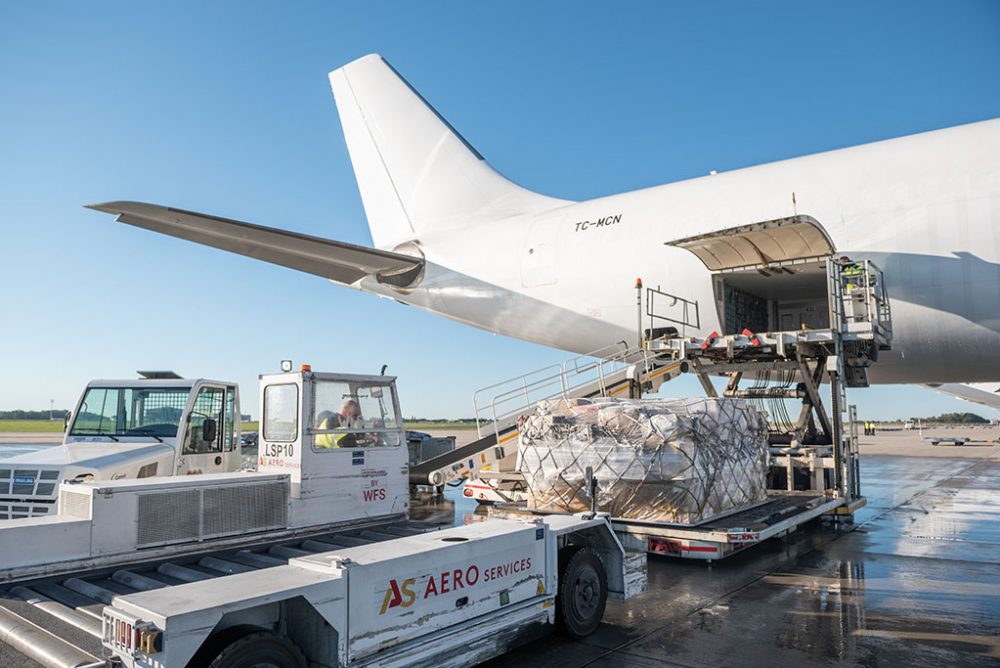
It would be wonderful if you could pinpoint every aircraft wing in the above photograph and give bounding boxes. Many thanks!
[86,201,423,285]
[924,382,1000,412]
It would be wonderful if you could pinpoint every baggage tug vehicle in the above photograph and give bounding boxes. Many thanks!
[0,372,242,521]
[0,368,640,668]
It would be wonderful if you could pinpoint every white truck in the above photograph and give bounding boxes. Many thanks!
[0,368,641,668]
[0,373,242,521]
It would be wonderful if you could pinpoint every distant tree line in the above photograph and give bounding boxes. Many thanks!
[915,412,990,424]
[0,410,70,420]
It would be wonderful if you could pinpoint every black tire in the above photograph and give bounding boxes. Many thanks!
[556,547,608,639]
[207,630,307,668]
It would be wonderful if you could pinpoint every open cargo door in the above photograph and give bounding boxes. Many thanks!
[666,216,837,334]
[665,215,835,272]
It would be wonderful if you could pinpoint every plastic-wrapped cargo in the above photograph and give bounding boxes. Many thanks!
[517,396,769,524]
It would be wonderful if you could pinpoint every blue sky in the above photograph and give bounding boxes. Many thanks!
[1,1,998,419]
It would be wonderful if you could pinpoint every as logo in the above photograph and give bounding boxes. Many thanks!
[379,578,416,614]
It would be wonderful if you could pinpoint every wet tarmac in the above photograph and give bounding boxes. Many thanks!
[475,450,1000,667]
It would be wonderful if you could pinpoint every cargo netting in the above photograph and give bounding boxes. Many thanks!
[517,397,770,524]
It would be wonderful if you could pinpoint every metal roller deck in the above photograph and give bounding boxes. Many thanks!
[0,519,437,668]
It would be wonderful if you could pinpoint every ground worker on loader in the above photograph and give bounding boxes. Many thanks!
[836,256,864,291]
[315,399,363,448]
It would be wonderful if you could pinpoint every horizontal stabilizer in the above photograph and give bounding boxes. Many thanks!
[86,201,423,285]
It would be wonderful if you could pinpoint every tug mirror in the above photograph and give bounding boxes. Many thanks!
[202,418,218,443]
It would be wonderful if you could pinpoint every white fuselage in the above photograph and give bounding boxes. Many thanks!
[359,118,1000,385]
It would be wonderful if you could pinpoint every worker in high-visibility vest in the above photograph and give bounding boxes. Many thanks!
[315,400,363,448]
[836,256,864,291]
[314,410,340,448]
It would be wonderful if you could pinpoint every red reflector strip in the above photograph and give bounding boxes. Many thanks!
[681,545,718,552]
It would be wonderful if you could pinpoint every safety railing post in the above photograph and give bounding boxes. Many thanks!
[636,278,643,349]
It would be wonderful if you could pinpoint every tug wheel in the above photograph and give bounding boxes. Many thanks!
[556,547,608,639]
[207,630,307,668]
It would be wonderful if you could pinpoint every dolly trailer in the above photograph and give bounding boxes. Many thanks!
[102,514,643,668]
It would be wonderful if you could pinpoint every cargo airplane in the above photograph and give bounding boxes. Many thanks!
[88,54,1000,407]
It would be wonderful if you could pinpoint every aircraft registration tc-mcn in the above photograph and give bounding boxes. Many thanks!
[88,54,1000,407]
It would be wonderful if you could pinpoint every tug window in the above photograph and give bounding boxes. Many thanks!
[263,384,298,442]
[183,386,225,454]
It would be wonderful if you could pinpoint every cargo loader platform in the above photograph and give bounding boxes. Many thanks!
[491,257,889,560]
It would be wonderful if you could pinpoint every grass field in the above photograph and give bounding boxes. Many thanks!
[0,420,66,433]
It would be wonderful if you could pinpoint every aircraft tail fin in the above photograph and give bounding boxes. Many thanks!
[329,54,569,249]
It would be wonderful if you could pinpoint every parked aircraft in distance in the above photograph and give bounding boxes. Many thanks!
[88,54,1000,406]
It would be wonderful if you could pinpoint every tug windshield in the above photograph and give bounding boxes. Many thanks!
[70,386,191,438]
[312,380,402,448]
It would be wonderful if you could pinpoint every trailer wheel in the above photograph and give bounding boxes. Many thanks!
[556,547,608,639]
[207,630,307,668]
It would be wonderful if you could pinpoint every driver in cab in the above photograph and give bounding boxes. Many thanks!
[315,399,363,448]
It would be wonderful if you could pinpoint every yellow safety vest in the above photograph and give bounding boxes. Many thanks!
[315,417,345,448]
[842,264,863,291]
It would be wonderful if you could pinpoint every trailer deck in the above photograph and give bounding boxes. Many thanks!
[615,492,856,560]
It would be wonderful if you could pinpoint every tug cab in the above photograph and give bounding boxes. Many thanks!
[256,368,410,527]
[0,374,241,520]
[65,374,242,477]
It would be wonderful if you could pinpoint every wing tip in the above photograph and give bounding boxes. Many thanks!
[84,202,121,214]
[86,200,148,214]
[85,201,164,218]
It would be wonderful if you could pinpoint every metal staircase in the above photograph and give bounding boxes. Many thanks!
[408,343,683,488]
